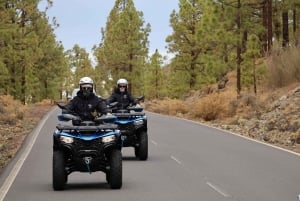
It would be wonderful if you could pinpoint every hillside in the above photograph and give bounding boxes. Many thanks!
[0,99,54,170]
[205,84,300,153]
[145,74,300,154]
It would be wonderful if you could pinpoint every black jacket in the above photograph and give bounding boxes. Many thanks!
[64,91,108,121]
[106,88,137,110]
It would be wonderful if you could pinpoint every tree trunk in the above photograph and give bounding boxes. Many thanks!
[293,8,297,32]
[262,0,268,52]
[236,0,242,96]
[155,66,158,99]
[21,63,26,104]
[293,8,298,45]
[262,0,272,53]
[282,11,289,47]
[267,0,272,51]
[253,60,257,95]
[274,1,281,41]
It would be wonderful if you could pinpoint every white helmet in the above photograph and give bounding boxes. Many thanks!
[78,77,94,97]
[79,77,94,87]
[117,78,128,87]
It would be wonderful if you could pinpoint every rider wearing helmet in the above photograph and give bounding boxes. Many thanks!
[106,78,137,110]
[64,77,108,121]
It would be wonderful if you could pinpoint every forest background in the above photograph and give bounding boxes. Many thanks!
[0,0,300,169]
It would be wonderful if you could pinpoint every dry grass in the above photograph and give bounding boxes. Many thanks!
[0,95,26,125]
[267,45,300,87]
[190,90,236,121]
[146,90,263,122]
[0,96,54,170]
[145,97,188,117]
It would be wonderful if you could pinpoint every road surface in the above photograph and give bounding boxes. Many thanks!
[1,108,300,201]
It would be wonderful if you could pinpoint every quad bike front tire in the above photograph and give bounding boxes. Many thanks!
[52,150,67,190]
[135,131,148,160]
[108,149,122,189]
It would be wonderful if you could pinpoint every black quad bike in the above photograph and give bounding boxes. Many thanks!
[52,103,122,190]
[108,96,148,160]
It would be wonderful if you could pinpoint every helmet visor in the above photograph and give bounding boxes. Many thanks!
[81,84,93,90]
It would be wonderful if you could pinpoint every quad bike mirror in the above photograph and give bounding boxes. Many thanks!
[136,96,144,103]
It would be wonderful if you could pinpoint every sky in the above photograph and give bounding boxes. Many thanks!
[39,0,179,59]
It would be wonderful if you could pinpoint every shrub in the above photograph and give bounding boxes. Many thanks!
[145,98,188,116]
[0,95,25,125]
[190,91,236,121]
[267,45,300,87]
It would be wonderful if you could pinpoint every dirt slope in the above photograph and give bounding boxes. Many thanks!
[0,104,54,171]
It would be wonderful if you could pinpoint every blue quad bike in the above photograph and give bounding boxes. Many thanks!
[52,103,122,190]
[108,96,148,160]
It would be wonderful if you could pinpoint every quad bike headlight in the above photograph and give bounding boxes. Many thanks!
[134,120,144,126]
[102,135,116,143]
[60,136,74,144]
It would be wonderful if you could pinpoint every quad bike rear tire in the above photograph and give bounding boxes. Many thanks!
[135,131,148,160]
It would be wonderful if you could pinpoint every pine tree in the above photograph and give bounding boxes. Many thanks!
[209,0,266,96]
[166,0,205,94]
[65,45,96,94]
[0,1,16,95]
[95,0,150,96]
[0,0,68,102]
[144,49,166,99]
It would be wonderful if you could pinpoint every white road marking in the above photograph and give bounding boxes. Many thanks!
[171,155,182,164]
[206,181,230,197]
[151,140,158,146]
[0,109,54,201]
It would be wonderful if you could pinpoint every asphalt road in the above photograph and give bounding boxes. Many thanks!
[1,108,300,201]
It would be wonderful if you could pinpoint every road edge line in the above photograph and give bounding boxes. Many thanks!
[0,108,55,201]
